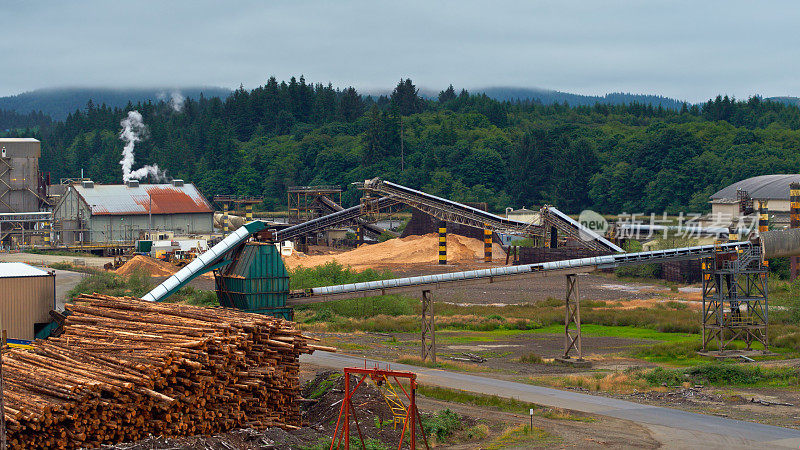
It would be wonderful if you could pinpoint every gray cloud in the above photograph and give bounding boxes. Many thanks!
[1,0,798,102]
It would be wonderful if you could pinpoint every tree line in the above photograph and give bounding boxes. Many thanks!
[4,76,800,214]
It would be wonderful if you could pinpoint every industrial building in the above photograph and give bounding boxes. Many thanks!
[710,174,800,223]
[52,179,214,244]
[0,138,46,213]
[0,138,50,247]
[0,262,55,341]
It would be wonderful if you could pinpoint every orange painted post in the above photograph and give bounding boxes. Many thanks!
[343,373,350,449]
[791,183,800,280]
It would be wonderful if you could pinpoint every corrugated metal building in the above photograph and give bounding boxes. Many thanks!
[52,179,214,243]
[0,138,43,213]
[710,174,800,222]
[0,263,55,340]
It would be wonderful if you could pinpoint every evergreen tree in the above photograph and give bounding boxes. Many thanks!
[339,87,363,122]
[438,84,456,103]
[390,78,423,115]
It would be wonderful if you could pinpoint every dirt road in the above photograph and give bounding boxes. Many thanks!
[303,352,800,449]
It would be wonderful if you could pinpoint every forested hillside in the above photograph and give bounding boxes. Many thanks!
[0,87,231,121]
[475,87,685,109]
[0,109,52,132]
[5,77,800,214]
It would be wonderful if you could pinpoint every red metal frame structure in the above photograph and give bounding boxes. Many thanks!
[330,364,429,450]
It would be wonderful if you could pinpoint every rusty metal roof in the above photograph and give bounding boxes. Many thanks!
[72,183,213,216]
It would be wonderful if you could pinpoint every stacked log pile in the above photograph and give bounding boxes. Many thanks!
[2,294,331,449]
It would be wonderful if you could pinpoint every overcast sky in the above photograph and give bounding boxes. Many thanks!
[2,1,798,102]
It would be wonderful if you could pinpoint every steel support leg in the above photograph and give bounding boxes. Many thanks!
[421,290,436,363]
[563,274,582,360]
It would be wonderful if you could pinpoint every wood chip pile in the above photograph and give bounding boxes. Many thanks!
[2,294,331,449]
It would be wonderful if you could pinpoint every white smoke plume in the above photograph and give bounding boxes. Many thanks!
[119,111,165,182]
[157,90,185,112]
[169,91,185,112]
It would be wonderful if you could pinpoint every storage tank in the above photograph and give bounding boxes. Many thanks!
[214,242,292,319]
[0,263,55,340]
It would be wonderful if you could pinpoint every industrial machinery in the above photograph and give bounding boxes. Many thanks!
[141,183,800,361]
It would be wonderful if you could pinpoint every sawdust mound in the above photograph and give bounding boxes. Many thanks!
[283,233,504,270]
[115,255,177,277]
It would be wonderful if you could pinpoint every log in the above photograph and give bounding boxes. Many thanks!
[3,294,330,449]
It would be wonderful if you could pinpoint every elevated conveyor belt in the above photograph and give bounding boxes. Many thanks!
[288,240,749,304]
[360,178,542,236]
[314,195,398,238]
[360,178,622,252]
[541,206,623,253]
[274,196,398,242]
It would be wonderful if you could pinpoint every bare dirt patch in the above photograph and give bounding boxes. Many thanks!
[115,254,214,279]
[311,330,657,376]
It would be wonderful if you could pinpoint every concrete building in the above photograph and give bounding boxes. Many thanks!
[0,262,55,341]
[52,179,214,243]
[710,174,800,223]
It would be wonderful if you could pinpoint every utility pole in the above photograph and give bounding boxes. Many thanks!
[400,116,404,171]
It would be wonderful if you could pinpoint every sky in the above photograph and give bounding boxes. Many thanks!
[2,0,799,102]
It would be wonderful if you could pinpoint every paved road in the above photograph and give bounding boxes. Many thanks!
[0,252,113,268]
[303,352,800,449]
[52,269,87,311]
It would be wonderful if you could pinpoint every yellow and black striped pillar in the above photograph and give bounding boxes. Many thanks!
[759,200,769,273]
[758,200,769,234]
[43,220,50,246]
[791,183,800,280]
[223,203,229,235]
[356,226,363,244]
[728,226,738,242]
[483,223,492,262]
[246,204,253,221]
[438,221,447,265]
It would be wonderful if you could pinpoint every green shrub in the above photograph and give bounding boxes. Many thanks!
[789,279,800,323]
[510,238,538,247]
[519,353,543,364]
[686,364,763,385]
[378,232,396,242]
[167,286,219,306]
[634,340,702,361]
[67,269,152,300]
[290,261,392,290]
[298,295,415,319]
[615,263,661,279]
[422,409,462,441]
[639,364,800,387]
